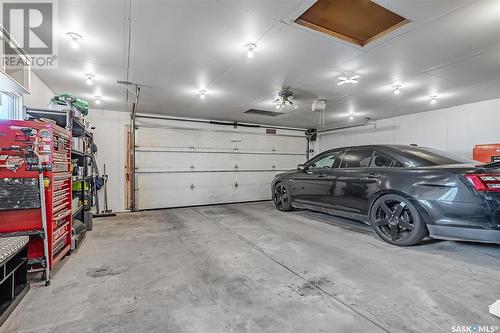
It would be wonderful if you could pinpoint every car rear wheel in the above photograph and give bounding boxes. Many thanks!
[369,194,428,246]
[273,182,293,212]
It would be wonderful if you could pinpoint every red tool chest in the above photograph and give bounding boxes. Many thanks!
[0,120,72,270]
[473,144,500,163]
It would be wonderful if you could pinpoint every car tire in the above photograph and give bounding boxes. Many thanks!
[369,194,428,246]
[273,182,293,212]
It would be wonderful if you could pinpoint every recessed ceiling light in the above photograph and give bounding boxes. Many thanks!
[84,74,95,86]
[338,74,360,85]
[94,96,102,105]
[349,111,355,120]
[429,95,438,104]
[199,90,207,99]
[245,43,257,58]
[393,84,402,95]
[67,32,82,49]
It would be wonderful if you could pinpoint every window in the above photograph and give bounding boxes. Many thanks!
[339,149,373,168]
[0,92,22,120]
[309,151,340,170]
[397,147,475,166]
[371,151,397,168]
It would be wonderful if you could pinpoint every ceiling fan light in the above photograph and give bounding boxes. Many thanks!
[338,73,360,85]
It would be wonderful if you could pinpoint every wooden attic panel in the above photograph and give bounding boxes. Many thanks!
[295,0,409,46]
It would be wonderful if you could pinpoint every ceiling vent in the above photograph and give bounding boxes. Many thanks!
[244,109,283,117]
[295,0,409,47]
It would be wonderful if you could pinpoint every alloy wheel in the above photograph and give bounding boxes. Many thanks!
[274,184,289,210]
[373,198,416,242]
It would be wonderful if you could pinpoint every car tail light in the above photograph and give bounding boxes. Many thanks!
[465,174,500,192]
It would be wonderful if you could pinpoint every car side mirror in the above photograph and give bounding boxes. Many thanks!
[297,164,306,171]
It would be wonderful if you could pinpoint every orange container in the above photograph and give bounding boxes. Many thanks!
[473,144,500,163]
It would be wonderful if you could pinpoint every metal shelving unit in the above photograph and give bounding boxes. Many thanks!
[25,107,96,249]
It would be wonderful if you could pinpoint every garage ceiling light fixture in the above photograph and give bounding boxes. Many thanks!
[349,111,355,120]
[67,32,82,49]
[393,84,402,95]
[84,74,95,86]
[245,43,257,58]
[429,95,438,104]
[338,74,360,85]
[94,96,102,105]
[199,90,207,99]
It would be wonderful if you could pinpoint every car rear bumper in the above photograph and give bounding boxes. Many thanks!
[427,225,500,244]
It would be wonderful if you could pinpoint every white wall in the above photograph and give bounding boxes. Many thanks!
[319,98,500,159]
[86,109,129,212]
[22,73,54,108]
[19,73,130,212]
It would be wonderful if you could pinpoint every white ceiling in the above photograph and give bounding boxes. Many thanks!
[33,0,500,129]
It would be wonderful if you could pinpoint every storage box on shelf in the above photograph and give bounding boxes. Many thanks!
[0,120,72,270]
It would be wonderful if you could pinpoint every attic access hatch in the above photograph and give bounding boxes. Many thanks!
[295,0,409,47]
[244,109,284,117]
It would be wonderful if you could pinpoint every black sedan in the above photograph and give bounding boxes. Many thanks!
[272,145,500,246]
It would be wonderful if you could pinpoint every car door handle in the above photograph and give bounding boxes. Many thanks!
[318,173,327,178]
[367,173,382,179]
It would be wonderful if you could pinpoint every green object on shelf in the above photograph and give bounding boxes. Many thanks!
[51,93,89,115]
[73,180,89,191]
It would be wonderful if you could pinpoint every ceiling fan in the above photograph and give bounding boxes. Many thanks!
[337,74,360,85]
[273,90,298,112]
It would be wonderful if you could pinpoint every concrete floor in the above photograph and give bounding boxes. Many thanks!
[2,201,500,333]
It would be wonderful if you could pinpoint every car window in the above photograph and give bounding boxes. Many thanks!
[309,151,340,170]
[396,147,475,166]
[393,161,405,168]
[371,151,397,168]
[339,149,374,168]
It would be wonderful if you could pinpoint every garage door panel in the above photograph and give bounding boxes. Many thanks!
[136,151,304,171]
[137,172,278,209]
[137,127,305,153]
[136,123,306,210]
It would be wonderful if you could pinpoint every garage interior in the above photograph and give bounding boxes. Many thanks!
[0,0,499,332]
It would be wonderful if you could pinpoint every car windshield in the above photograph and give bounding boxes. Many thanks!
[397,147,476,166]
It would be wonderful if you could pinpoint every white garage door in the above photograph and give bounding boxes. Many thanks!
[135,118,306,210]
